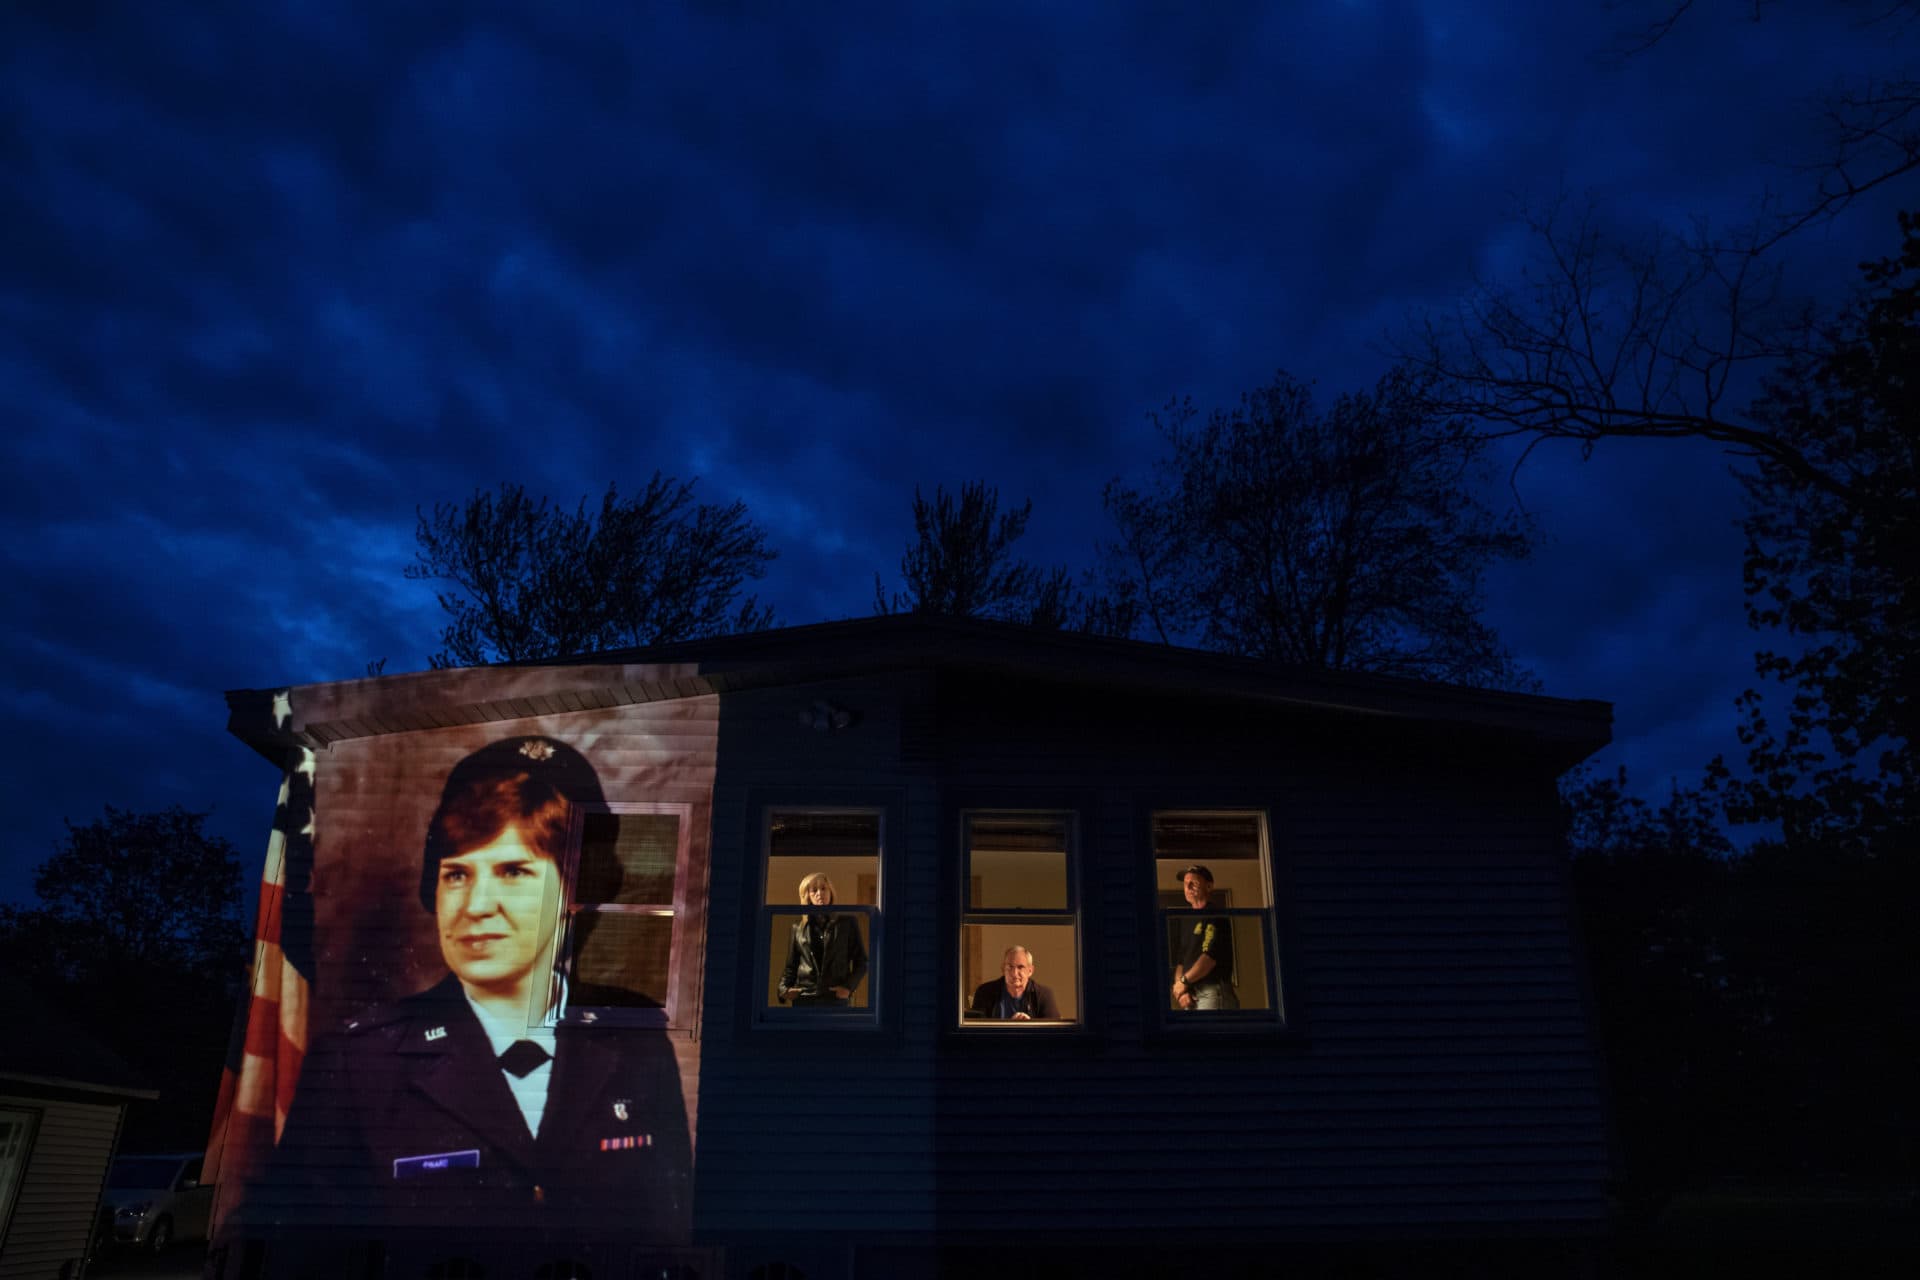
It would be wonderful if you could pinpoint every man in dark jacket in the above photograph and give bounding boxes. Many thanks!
[967,945,1062,1020]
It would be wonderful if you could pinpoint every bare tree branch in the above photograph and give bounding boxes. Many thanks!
[1401,191,1857,501]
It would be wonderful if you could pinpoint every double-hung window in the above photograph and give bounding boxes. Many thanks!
[758,808,882,1022]
[957,811,1080,1027]
[1153,810,1282,1022]
[0,1107,36,1240]
[557,802,692,1027]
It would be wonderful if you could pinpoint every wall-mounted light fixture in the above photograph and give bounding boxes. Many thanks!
[798,700,857,732]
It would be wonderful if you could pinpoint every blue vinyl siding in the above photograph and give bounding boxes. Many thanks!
[691,670,1608,1246]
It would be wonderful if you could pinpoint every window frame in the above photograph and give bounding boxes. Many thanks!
[0,1105,39,1244]
[955,808,1085,1032]
[1150,807,1289,1031]
[553,799,695,1030]
[752,804,886,1030]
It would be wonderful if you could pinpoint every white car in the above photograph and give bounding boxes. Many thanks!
[103,1151,214,1252]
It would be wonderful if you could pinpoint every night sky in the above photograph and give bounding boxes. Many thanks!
[2,2,1908,903]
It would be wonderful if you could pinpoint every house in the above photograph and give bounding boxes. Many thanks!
[205,616,1613,1279]
[0,975,158,1279]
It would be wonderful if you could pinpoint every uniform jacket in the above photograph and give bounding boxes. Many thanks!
[967,977,1062,1020]
[778,913,868,1001]
[263,975,690,1241]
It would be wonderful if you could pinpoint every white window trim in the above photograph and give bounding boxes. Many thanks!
[754,806,886,1028]
[957,809,1084,1030]
[1153,808,1284,1026]
[555,799,694,1029]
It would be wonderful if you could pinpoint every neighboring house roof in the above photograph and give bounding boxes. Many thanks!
[0,974,158,1100]
[228,614,1612,771]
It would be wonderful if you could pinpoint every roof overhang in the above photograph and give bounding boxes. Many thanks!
[0,1069,160,1101]
[228,616,1612,773]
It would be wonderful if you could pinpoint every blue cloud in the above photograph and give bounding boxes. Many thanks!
[0,0,1906,899]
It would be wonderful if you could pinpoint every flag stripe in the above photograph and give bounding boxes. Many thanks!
[205,729,317,1235]
[242,989,282,1061]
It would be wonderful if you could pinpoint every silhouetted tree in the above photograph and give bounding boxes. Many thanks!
[1406,188,1917,845]
[1604,2,1919,246]
[408,477,776,668]
[1564,767,1747,1215]
[1565,761,1920,1201]
[1096,479,1196,646]
[0,807,248,1146]
[1408,3,1918,477]
[876,482,1039,619]
[1711,212,1919,854]
[875,481,1138,636]
[1714,833,1919,1183]
[1419,27,1920,1183]
[1028,565,1144,638]
[1405,188,1823,487]
[0,806,245,987]
[1104,366,1536,688]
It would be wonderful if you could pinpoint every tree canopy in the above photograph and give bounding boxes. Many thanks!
[0,805,245,987]
[1713,210,1919,853]
[408,476,777,667]
[1103,367,1537,689]
[1561,768,1745,1212]
[0,806,248,1147]
[1564,765,1918,1205]
[1397,4,1918,861]
[875,480,1139,635]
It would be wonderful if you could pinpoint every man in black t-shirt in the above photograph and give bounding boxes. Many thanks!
[1171,864,1238,1011]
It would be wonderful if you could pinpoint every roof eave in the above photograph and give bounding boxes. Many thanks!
[225,617,1612,769]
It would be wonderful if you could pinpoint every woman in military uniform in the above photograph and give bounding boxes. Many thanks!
[268,737,691,1242]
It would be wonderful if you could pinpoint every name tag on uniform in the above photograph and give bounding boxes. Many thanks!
[394,1149,481,1179]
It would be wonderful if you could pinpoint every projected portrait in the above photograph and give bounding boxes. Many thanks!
[266,736,692,1241]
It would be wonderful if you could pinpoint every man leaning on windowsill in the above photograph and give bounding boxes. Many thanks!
[968,945,1061,1020]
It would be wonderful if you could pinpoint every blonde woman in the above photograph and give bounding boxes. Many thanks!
[777,872,869,1007]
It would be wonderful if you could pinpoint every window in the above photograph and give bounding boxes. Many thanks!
[958,811,1080,1026]
[758,809,882,1021]
[558,802,693,1027]
[1153,811,1282,1021]
[0,1107,36,1240]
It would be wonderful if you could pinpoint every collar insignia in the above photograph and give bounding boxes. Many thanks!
[424,1026,447,1041]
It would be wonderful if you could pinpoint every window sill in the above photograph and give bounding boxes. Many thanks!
[940,1021,1105,1053]
[753,1007,883,1030]
[1146,1014,1308,1047]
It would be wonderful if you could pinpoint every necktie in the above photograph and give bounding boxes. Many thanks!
[498,1039,552,1078]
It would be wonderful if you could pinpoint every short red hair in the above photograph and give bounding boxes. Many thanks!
[417,737,605,909]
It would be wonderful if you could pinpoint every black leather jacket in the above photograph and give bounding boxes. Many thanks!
[779,913,868,1002]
